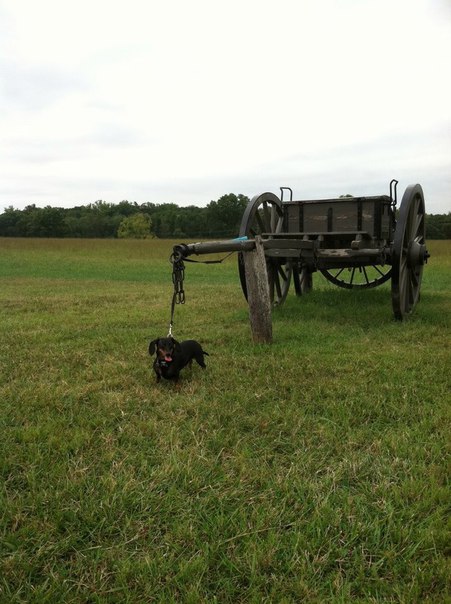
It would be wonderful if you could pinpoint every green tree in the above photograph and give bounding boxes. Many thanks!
[205,193,249,237]
[426,213,451,239]
[177,205,205,238]
[16,205,67,237]
[151,204,179,237]
[117,213,154,239]
[0,206,22,236]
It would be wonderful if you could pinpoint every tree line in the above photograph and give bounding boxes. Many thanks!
[0,194,449,239]
[0,194,250,239]
[424,213,451,239]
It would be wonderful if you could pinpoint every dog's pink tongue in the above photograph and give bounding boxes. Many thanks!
[165,355,172,362]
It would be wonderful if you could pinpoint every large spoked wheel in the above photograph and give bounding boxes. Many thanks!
[391,184,428,320]
[238,192,292,306]
[320,264,392,289]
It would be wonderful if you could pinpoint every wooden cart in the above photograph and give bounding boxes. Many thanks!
[171,180,429,340]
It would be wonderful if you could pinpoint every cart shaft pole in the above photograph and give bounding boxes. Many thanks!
[173,237,255,259]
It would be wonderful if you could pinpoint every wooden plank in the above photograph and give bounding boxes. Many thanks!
[264,249,302,258]
[262,239,314,250]
[243,236,272,344]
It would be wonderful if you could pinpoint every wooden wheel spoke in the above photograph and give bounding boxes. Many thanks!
[362,266,370,285]
[413,211,423,237]
[406,206,415,238]
[274,272,282,299]
[373,265,385,277]
[278,264,288,281]
[270,206,277,232]
[262,202,271,231]
[407,197,418,235]
[410,268,419,289]
[408,272,416,306]
[267,269,274,299]
[400,258,408,306]
[255,212,265,233]
[413,235,422,245]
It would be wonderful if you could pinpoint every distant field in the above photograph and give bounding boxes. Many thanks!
[0,238,450,603]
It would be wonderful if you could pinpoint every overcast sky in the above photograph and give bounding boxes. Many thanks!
[1,0,450,214]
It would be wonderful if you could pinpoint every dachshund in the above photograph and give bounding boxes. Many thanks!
[149,337,208,383]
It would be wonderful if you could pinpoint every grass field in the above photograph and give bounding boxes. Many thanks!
[0,238,450,603]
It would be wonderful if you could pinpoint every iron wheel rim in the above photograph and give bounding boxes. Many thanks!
[391,184,426,320]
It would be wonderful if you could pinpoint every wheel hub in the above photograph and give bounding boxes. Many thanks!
[408,240,428,268]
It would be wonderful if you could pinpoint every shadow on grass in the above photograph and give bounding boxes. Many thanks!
[274,285,446,328]
[276,287,392,326]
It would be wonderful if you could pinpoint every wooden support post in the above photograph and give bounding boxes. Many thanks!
[243,236,273,344]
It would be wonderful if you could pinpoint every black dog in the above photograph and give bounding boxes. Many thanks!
[149,337,209,383]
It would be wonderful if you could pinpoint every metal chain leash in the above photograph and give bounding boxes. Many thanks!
[168,251,185,337]
[167,247,234,337]
[171,252,185,305]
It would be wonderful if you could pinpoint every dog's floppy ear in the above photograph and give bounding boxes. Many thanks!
[148,339,159,355]
[171,337,182,353]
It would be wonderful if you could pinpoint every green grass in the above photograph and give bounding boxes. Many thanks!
[0,238,450,603]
